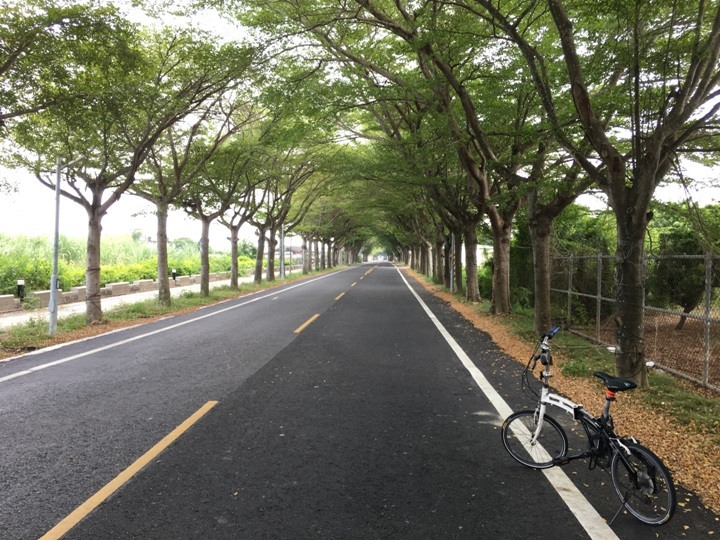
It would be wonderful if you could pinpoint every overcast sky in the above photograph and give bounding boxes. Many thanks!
[0,167,258,250]
[2,159,718,256]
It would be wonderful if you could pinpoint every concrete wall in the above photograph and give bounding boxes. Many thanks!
[3,272,233,313]
[0,295,18,313]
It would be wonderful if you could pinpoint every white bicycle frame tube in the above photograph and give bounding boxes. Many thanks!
[530,384,582,444]
[533,386,634,458]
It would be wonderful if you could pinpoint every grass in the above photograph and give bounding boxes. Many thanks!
[0,277,300,359]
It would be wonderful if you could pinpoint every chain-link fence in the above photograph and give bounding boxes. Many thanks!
[551,253,720,392]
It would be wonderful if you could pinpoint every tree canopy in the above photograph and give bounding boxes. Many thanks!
[3,0,720,382]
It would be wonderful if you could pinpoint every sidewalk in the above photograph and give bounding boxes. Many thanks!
[0,276,255,330]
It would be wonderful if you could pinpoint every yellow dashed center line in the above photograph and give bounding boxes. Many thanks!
[294,314,320,334]
[351,282,357,287]
[40,400,219,540]
[335,292,345,301]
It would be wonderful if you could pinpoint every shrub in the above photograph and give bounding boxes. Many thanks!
[0,233,258,294]
[478,262,493,299]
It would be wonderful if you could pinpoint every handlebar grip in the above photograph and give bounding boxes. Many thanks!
[541,326,560,340]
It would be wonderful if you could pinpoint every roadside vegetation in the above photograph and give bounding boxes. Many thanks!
[495,304,720,444]
[0,233,257,296]
[0,267,318,359]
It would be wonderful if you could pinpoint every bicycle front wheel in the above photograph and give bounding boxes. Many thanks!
[610,441,677,525]
[501,410,568,469]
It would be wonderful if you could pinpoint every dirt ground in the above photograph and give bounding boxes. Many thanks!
[411,273,720,518]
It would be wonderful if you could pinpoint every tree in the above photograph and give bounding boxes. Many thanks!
[0,1,129,192]
[181,134,260,295]
[469,0,720,384]
[0,0,127,127]
[647,203,720,330]
[134,96,258,304]
[11,27,253,322]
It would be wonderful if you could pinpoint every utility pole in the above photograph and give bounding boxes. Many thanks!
[49,156,85,335]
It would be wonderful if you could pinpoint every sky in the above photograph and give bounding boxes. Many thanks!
[0,167,259,250]
[2,160,718,255]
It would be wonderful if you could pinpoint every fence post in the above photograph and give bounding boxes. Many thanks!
[567,254,573,327]
[703,254,712,387]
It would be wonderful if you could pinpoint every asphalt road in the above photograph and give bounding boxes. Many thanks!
[0,263,716,539]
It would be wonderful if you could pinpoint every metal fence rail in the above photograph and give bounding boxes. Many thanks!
[551,253,720,392]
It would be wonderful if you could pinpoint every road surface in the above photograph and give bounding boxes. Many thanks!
[0,263,715,539]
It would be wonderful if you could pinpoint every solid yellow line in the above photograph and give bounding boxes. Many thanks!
[335,292,345,301]
[294,314,320,333]
[40,400,219,540]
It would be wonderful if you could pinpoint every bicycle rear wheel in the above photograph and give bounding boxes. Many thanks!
[501,410,568,469]
[610,441,676,525]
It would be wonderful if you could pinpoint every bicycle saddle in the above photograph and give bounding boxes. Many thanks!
[593,371,637,392]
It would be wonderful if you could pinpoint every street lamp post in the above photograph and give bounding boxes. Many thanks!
[49,156,84,335]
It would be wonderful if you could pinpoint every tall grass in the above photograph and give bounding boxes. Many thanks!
[0,234,254,295]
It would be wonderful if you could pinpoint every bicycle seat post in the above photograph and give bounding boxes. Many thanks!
[602,388,616,422]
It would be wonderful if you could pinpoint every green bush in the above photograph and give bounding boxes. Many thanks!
[0,252,53,294]
[58,261,86,291]
[0,233,259,294]
[478,262,493,299]
[511,286,533,309]
[100,259,158,286]
[237,255,255,273]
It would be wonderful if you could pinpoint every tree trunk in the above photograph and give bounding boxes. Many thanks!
[453,231,463,295]
[463,222,480,301]
[434,240,444,284]
[229,225,239,289]
[529,214,553,333]
[314,239,320,271]
[267,228,276,281]
[200,218,211,296]
[85,209,104,324]
[675,308,692,331]
[443,237,451,288]
[321,241,326,270]
[487,205,514,314]
[614,213,649,386]
[254,226,266,284]
[156,202,171,307]
[302,236,309,274]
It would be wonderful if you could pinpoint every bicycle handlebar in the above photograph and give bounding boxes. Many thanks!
[536,327,560,368]
[544,326,560,340]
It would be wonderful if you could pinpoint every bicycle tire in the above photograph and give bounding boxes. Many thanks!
[610,441,677,525]
[501,410,568,469]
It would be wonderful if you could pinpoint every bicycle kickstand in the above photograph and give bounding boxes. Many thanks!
[608,490,631,525]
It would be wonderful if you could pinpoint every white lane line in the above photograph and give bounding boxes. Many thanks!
[394,266,618,540]
[0,270,347,385]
